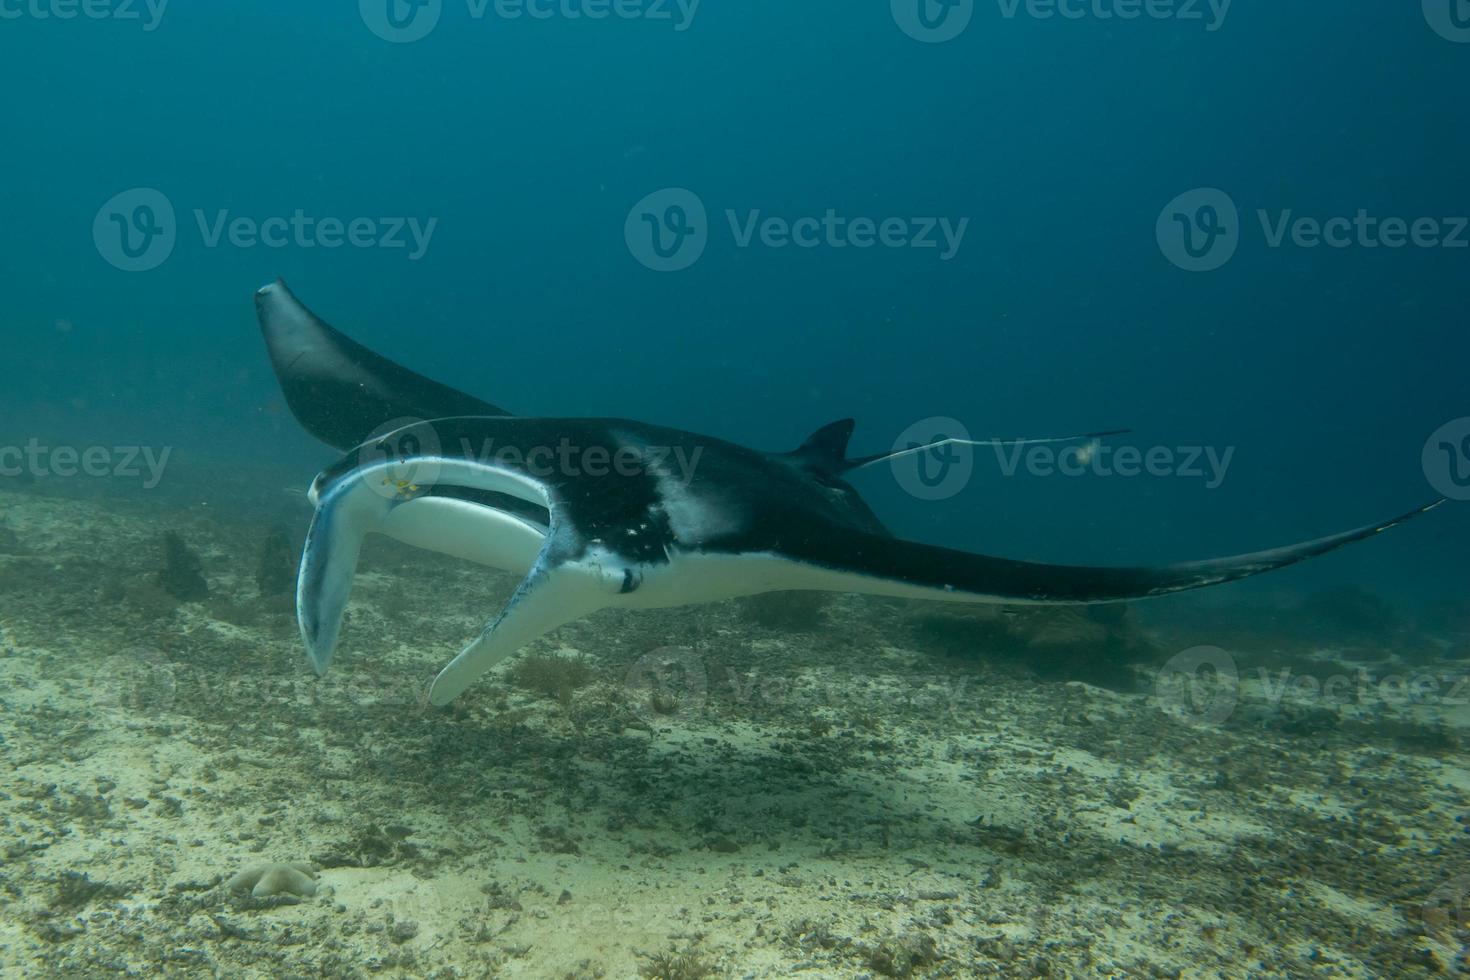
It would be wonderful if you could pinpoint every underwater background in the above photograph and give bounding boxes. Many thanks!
[2,2,1470,977]
[4,1,1467,597]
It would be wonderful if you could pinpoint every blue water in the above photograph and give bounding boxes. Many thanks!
[2,1,1466,603]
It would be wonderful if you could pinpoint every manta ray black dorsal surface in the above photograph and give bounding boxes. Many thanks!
[256,279,508,451]
[256,281,1445,705]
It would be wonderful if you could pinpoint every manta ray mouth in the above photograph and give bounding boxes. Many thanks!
[423,485,551,531]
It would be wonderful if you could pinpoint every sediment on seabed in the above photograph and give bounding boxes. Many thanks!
[1,478,1467,978]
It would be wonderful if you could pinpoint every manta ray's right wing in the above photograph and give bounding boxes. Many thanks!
[425,551,616,706]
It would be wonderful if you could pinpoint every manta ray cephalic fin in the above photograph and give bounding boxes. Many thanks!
[296,441,553,677]
[296,472,395,675]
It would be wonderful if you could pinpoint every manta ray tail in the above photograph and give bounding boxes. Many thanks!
[845,428,1132,473]
[784,420,1130,477]
[256,280,509,451]
[795,499,1446,605]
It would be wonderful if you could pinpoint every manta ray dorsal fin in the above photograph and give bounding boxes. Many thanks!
[427,551,614,705]
[790,418,857,472]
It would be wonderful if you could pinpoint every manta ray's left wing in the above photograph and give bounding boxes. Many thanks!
[257,280,508,451]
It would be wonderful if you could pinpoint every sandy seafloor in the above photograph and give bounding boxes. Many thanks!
[2,476,1469,979]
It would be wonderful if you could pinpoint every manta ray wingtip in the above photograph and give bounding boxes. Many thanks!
[425,675,458,707]
[428,658,483,706]
[254,278,295,304]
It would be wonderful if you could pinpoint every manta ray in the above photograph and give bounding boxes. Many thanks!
[255,280,1442,705]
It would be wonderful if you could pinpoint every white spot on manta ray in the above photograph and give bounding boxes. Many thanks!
[612,428,741,544]
[653,474,742,544]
